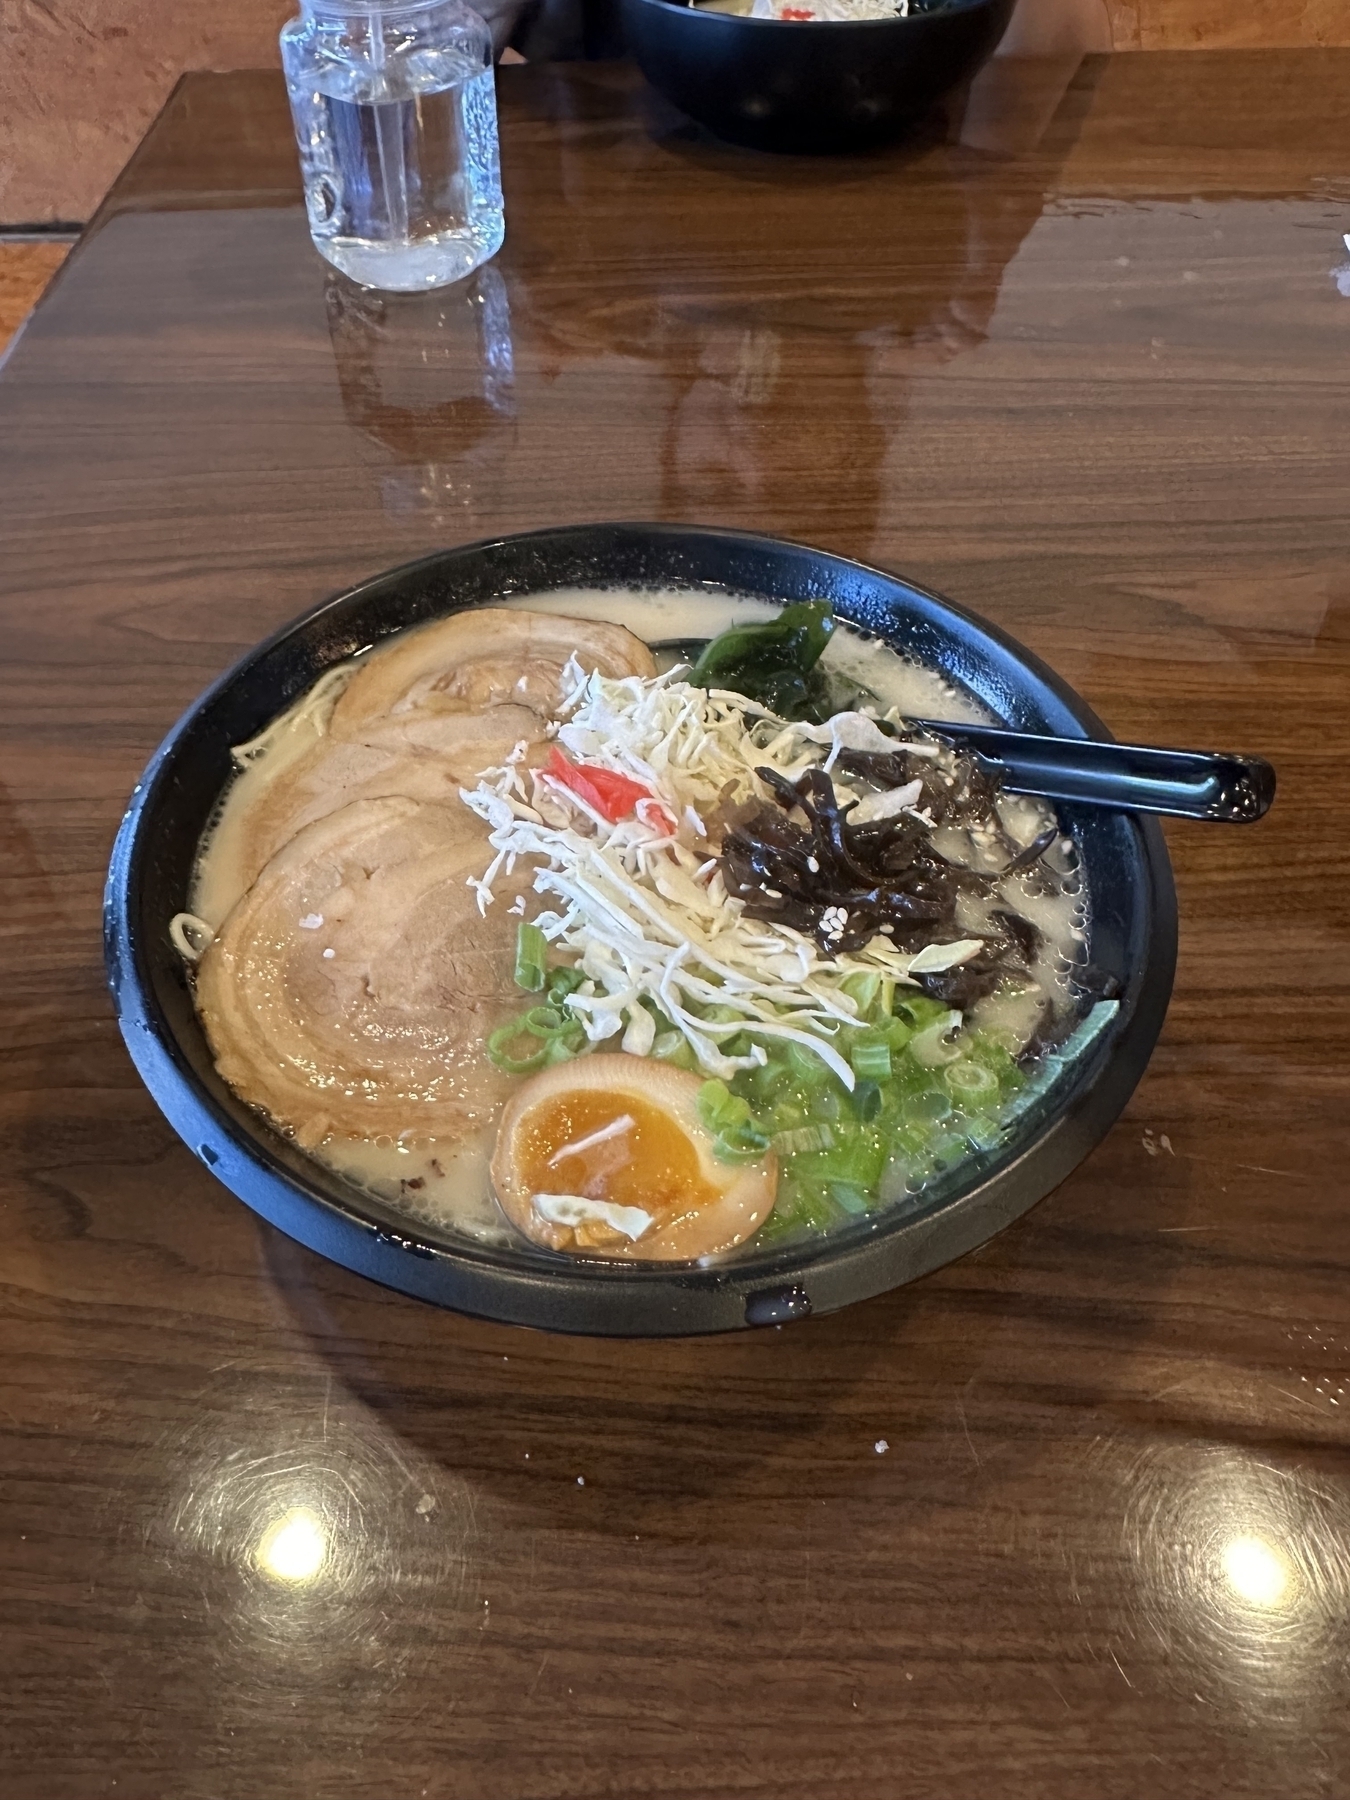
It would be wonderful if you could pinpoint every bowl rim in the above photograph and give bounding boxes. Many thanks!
[104,521,1176,1336]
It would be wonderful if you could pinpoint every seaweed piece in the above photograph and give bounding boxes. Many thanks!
[1069,961,1123,1002]
[835,741,1003,828]
[989,906,1042,964]
[687,602,877,724]
[719,739,1071,1024]
[909,957,1008,1009]
[1004,825,1058,876]
[688,601,834,719]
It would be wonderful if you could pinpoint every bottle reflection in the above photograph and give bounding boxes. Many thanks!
[325,264,516,521]
[645,69,1083,539]
[654,156,1038,541]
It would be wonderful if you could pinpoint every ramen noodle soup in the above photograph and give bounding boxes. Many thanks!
[174,592,1109,1261]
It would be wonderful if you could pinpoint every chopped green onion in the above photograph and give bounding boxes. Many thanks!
[850,1038,892,1083]
[771,1124,836,1157]
[698,1078,731,1121]
[962,1035,1020,1087]
[927,1131,969,1170]
[762,1179,838,1238]
[841,970,882,1020]
[909,1011,963,1067]
[946,1059,999,1103]
[651,1030,697,1071]
[698,1079,752,1135]
[523,1005,570,1037]
[487,1020,552,1075]
[749,1058,789,1100]
[713,1122,773,1164]
[487,1001,586,1074]
[902,1087,953,1127]
[828,1181,870,1215]
[794,1135,887,1191]
[770,1098,808,1131]
[701,1003,748,1026]
[850,1079,882,1123]
[888,1123,938,1163]
[961,1112,1005,1151]
[893,994,953,1032]
[546,965,585,1002]
[785,1040,832,1086]
[514,922,547,992]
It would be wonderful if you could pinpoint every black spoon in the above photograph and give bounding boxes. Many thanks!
[894,719,1275,824]
[651,638,1275,824]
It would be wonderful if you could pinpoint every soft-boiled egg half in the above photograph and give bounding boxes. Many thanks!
[490,1055,777,1261]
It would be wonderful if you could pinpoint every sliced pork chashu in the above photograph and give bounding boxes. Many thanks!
[230,702,543,897]
[329,606,656,733]
[197,796,527,1150]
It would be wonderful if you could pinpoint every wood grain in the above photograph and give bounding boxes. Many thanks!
[1134,0,1348,50]
[1,58,1348,1800]
[0,242,70,355]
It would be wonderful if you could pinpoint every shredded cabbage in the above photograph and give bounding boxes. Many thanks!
[459,668,984,1089]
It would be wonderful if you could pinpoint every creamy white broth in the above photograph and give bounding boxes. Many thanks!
[190,664,361,931]
[186,589,1088,1246]
[501,586,991,726]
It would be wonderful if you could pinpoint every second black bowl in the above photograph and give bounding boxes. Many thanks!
[621,0,1015,154]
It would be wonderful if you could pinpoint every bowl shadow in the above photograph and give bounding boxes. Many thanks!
[259,1217,1006,1533]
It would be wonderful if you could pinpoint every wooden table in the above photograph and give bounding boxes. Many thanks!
[3,53,1348,1800]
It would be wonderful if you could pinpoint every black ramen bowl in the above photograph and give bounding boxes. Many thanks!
[105,523,1175,1337]
[620,0,1015,154]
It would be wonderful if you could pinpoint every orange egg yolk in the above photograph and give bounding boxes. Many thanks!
[515,1090,718,1228]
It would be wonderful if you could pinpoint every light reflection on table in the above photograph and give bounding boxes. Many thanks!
[1119,1441,1350,1720]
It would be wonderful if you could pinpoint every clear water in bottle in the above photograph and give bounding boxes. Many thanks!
[282,1,505,292]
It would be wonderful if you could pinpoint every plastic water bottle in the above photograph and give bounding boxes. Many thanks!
[281,0,505,292]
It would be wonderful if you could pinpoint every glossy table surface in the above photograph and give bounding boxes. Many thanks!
[3,54,1349,1800]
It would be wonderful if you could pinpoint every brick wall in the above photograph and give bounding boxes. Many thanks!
[1,0,292,221]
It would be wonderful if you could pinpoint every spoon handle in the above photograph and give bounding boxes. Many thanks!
[648,637,1275,823]
[911,721,1276,823]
